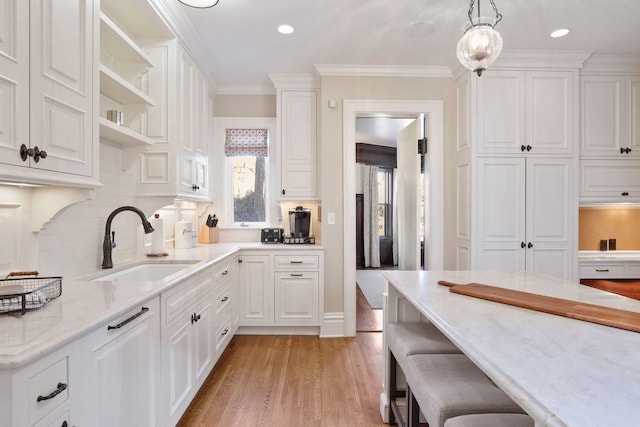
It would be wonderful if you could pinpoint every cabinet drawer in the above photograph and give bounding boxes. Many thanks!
[274,255,319,270]
[628,265,640,278]
[28,356,69,425]
[213,261,233,281]
[215,283,232,316]
[579,264,626,279]
[163,275,213,325]
[214,315,232,354]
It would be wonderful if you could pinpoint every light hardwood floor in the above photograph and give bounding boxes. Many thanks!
[178,300,387,426]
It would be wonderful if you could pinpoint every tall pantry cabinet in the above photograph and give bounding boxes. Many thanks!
[454,55,586,282]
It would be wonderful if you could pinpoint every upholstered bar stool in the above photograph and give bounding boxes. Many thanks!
[444,413,534,427]
[386,322,462,426]
[405,354,526,427]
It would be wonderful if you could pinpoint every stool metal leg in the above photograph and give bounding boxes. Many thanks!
[407,385,420,427]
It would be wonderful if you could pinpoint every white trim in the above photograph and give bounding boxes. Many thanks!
[268,74,319,89]
[215,85,276,96]
[581,54,640,75]
[315,64,452,78]
[343,100,445,337]
[492,49,593,70]
[320,312,345,338]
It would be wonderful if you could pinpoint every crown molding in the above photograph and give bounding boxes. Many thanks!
[491,49,593,70]
[215,85,276,96]
[268,74,319,90]
[314,64,452,78]
[581,54,640,75]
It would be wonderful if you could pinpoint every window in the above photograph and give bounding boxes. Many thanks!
[225,129,269,225]
[377,168,393,238]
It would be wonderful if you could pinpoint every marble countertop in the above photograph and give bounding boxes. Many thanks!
[383,270,640,427]
[579,250,640,261]
[0,242,323,370]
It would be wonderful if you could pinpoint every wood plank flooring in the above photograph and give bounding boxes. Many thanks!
[356,284,383,332]
[178,333,387,426]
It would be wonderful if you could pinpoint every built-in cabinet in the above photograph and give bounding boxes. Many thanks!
[85,299,160,427]
[238,250,324,329]
[0,0,98,187]
[579,71,640,203]
[270,75,319,200]
[475,157,573,280]
[580,259,640,279]
[455,55,581,282]
[136,39,210,200]
[477,70,574,155]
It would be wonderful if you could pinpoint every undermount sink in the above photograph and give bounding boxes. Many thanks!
[91,261,199,282]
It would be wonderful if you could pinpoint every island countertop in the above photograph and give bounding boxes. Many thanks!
[382,270,640,427]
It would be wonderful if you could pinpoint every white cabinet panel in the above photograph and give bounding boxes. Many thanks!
[238,255,272,324]
[630,78,640,154]
[580,159,640,201]
[477,70,573,155]
[275,272,319,325]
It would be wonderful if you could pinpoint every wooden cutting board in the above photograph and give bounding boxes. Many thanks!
[438,281,640,333]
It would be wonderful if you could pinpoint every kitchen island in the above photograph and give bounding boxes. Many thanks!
[382,270,640,427]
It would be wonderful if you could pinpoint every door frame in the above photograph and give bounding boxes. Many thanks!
[343,100,444,337]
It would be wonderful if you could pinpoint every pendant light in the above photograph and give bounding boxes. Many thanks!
[178,0,219,8]
[456,0,503,76]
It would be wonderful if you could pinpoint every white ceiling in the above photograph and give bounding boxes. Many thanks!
[177,0,640,88]
[356,117,415,147]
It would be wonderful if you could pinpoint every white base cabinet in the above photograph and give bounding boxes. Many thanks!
[85,299,160,427]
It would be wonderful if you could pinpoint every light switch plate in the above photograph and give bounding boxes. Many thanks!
[327,212,336,225]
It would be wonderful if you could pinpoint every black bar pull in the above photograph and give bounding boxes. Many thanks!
[290,273,304,277]
[107,307,149,330]
[37,382,67,402]
[221,328,229,336]
[221,296,229,302]
[290,260,303,264]
[595,269,610,272]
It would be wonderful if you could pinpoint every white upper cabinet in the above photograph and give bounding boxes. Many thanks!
[0,0,98,187]
[136,39,210,200]
[581,75,640,157]
[477,70,574,155]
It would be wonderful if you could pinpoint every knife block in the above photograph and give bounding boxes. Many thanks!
[198,225,219,244]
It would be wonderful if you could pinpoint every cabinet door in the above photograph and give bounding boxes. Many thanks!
[0,0,29,167]
[178,48,194,152]
[525,158,573,280]
[630,77,640,156]
[580,159,640,201]
[476,71,526,154]
[275,271,319,325]
[194,67,208,156]
[239,255,272,324]
[166,313,193,423]
[527,71,573,154]
[475,157,526,271]
[90,301,159,427]
[580,76,625,156]
[29,0,95,176]
[280,90,317,198]
[193,297,214,386]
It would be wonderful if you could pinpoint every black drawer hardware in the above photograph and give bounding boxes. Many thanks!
[37,382,67,402]
[237,259,243,263]
[622,192,630,196]
[221,296,229,302]
[191,184,200,191]
[107,307,149,330]
[520,145,532,152]
[521,242,525,248]
[527,242,534,249]
[595,269,610,272]
[61,421,68,427]
[290,273,304,277]
[20,144,48,163]
[221,328,229,336]
[221,269,229,275]
[191,313,201,324]
[620,147,632,154]
[281,189,286,195]
[290,260,303,264]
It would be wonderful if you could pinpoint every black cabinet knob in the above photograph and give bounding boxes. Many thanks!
[526,145,532,152]
[527,242,533,249]
[521,145,526,152]
[622,192,630,196]
[19,144,47,163]
[282,189,286,195]
[521,242,525,248]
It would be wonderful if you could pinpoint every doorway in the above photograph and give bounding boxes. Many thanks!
[343,100,445,337]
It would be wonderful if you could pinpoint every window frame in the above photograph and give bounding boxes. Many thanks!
[225,153,270,227]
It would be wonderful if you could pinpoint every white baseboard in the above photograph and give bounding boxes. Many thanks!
[235,326,319,335]
[320,312,345,338]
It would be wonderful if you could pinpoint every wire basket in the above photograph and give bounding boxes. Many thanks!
[0,272,62,315]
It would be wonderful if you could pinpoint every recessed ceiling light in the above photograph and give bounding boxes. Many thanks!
[278,24,294,35]
[550,28,570,38]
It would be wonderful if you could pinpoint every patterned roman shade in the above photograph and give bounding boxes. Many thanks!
[224,129,269,157]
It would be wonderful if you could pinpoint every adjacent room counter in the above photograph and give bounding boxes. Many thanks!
[382,270,640,427]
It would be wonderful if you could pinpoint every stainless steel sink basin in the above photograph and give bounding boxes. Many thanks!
[90,261,199,282]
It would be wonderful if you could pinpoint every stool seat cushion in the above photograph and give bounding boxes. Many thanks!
[407,354,525,427]
[387,322,462,359]
[444,413,534,427]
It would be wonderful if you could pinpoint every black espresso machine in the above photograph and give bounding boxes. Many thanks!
[284,206,315,244]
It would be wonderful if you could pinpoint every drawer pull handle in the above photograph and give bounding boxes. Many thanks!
[37,382,67,402]
[290,260,303,264]
[290,273,304,277]
[595,269,610,272]
[191,313,201,324]
[222,270,229,275]
[221,296,229,302]
[221,328,229,336]
[108,307,149,330]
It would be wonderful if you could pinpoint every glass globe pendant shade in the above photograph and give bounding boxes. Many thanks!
[178,0,219,8]
[456,23,503,76]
